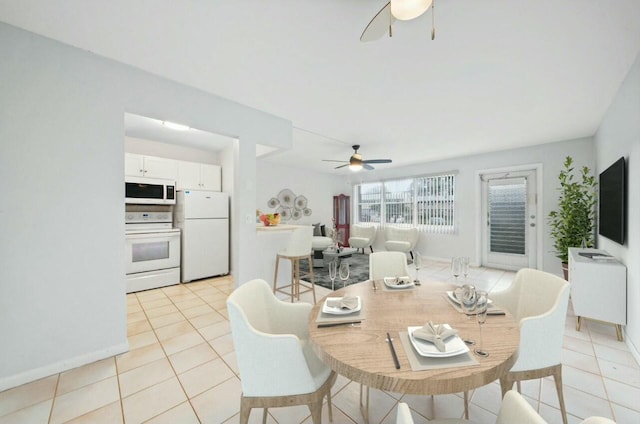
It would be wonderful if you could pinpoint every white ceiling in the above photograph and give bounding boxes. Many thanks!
[2,0,639,174]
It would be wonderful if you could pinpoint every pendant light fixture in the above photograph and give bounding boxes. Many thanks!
[390,0,432,21]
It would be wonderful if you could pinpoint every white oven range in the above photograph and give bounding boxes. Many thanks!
[125,211,180,293]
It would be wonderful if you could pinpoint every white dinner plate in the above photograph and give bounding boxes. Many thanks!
[322,296,362,315]
[383,277,414,289]
[408,325,470,357]
[446,290,492,305]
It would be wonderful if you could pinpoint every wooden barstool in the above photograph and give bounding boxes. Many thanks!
[273,226,317,303]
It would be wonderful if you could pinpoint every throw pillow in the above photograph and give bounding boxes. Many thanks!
[321,225,326,237]
[313,223,322,236]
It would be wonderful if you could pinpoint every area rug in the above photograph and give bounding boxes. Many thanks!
[300,252,369,291]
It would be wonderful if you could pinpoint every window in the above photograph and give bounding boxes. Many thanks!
[354,173,455,233]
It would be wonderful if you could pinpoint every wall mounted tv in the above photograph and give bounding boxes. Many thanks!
[598,156,626,244]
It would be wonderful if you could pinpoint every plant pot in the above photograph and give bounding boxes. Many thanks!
[561,262,569,281]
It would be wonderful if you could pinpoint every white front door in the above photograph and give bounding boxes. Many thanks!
[481,169,538,270]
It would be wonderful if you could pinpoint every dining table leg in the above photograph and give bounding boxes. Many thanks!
[463,391,470,419]
[359,384,370,424]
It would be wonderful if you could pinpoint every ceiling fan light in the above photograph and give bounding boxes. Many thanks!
[349,163,363,172]
[391,0,432,21]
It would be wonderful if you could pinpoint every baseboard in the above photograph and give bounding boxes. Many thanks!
[0,341,130,392]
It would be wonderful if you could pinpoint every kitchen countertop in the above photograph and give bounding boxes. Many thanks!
[255,224,308,232]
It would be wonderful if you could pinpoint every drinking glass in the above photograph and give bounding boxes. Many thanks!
[413,252,422,285]
[451,257,462,283]
[461,257,470,281]
[328,260,338,291]
[461,284,477,345]
[339,261,350,289]
[474,290,489,357]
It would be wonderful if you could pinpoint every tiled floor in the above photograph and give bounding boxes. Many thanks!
[1,258,639,423]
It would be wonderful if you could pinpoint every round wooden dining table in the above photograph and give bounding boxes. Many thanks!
[308,280,520,397]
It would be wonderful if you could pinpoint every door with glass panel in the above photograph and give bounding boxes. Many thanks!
[481,170,537,270]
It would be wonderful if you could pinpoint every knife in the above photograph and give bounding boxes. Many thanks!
[387,332,401,369]
[317,321,361,328]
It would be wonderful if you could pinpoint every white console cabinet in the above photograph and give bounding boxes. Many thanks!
[568,247,626,341]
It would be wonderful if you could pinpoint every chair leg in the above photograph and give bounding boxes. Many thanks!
[239,397,251,424]
[409,251,414,261]
[262,408,267,424]
[552,365,568,424]
[370,245,374,253]
[308,255,317,303]
[309,399,323,424]
[290,258,296,302]
[359,384,370,424]
[272,256,280,295]
[327,387,333,422]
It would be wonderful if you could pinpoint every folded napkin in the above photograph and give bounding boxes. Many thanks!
[412,321,458,352]
[386,276,411,286]
[326,296,359,310]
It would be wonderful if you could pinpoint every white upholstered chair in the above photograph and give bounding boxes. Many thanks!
[425,390,616,424]
[384,226,419,260]
[349,224,377,253]
[227,279,337,424]
[396,402,415,424]
[490,268,571,424]
[369,251,411,280]
[273,226,316,303]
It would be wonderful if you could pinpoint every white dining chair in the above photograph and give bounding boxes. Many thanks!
[227,279,337,424]
[396,402,415,424]
[369,251,411,280]
[489,268,571,424]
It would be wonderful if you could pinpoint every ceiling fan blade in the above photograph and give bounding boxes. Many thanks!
[334,164,349,169]
[360,2,395,43]
[322,159,348,163]
[363,163,375,171]
[363,159,392,164]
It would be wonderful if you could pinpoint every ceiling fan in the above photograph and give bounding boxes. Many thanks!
[323,145,392,172]
[360,0,436,43]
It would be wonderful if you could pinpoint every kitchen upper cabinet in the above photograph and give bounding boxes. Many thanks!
[177,161,221,191]
[125,153,178,180]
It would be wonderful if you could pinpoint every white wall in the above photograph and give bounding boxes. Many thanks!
[347,137,595,276]
[0,23,290,390]
[124,136,220,164]
[256,160,350,227]
[594,51,640,359]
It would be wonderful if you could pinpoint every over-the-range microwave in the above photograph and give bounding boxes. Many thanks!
[125,176,176,205]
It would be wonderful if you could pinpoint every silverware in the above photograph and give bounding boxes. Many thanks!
[386,332,401,369]
[317,321,361,328]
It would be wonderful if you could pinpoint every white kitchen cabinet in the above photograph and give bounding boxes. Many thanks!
[568,247,626,341]
[177,161,221,191]
[124,153,178,180]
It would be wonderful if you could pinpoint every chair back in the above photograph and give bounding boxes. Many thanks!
[282,226,313,257]
[496,390,547,424]
[385,227,419,249]
[352,224,376,240]
[499,268,570,323]
[395,402,415,424]
[491,268,570,371]
[369,251,411,280]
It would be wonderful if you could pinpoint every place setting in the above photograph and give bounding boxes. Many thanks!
[315,293,364,327]
[397,320,480,371]
[380,275,416,291]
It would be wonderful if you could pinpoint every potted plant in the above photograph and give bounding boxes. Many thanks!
[547,156,597,279]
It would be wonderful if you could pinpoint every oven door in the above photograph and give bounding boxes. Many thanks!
[125,231,180,275]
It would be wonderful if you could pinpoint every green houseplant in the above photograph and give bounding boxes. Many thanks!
[548,156,597,276]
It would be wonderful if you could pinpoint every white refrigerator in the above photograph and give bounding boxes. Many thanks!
[174,190,229,282]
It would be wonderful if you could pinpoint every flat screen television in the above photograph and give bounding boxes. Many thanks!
[598,156,626,244]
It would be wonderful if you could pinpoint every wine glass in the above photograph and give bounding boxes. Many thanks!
[328,260,338,291]
[413,252,422,285]
[339,261,350,289]
[474,290,489,357]
[451,257,462,283]
[461,257,470,281]
[461,284,477,345]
